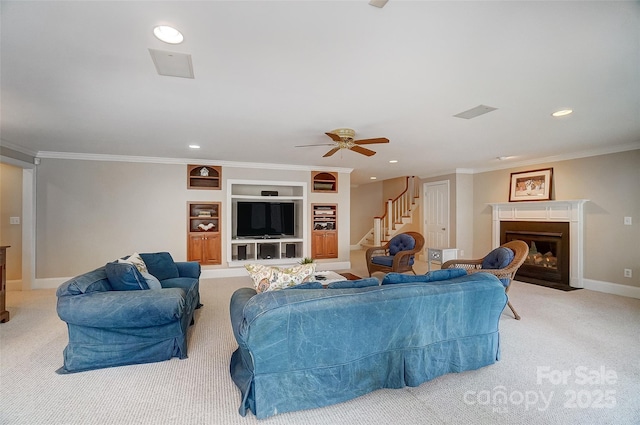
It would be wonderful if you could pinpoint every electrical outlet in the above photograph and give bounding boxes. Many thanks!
[9,217,20,225]
[624,217,632,225]
[624,269,632,278]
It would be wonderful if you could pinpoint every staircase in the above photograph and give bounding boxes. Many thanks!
[360,176,420,248]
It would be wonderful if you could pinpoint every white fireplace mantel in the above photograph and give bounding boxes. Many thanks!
[489,200,589,288]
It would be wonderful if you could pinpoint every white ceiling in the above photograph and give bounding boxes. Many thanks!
[2,1,639,185]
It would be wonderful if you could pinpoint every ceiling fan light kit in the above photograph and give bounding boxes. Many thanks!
[298,128,390,157]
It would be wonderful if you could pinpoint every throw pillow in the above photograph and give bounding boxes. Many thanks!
[105,262,149,291]
[481,247,515,270]
[139,252,179,281]
[327,277,380,289]
[285,281,324,290]
[141,272,162,290]
[118,252,148,273]
[245,263,316,293]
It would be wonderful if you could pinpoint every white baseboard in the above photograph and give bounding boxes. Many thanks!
[7,279,22,291]
[33,277,68,290]
[582,278,640,299]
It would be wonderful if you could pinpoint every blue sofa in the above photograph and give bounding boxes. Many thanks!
[229,271,507,419]
[56,252,201,374]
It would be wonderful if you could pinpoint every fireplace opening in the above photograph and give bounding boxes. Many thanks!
[500,221,576,291]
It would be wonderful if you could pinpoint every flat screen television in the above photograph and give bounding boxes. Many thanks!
[236,201,295,238]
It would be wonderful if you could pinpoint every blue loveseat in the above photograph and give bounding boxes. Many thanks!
[229,271,508,418]
[56,252,201,374]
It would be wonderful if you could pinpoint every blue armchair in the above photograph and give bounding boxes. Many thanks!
[365,231,425,276]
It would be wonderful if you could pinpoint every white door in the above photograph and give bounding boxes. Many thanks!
[423,181,450,249]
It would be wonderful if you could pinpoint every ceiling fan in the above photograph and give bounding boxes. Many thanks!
[296,128,389,157]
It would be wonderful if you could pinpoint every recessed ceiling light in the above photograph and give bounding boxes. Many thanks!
[188,144,200,149]
[497,156,514,161]
[552,109,573,117]
[153,26,184,44]
[370,176,377,180]
[389,160,398,163]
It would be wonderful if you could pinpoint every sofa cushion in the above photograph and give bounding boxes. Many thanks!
[118,252,148,273]
[481,247,515,270]
[371,255,415,267]
[327,277,380,289]
[245,263,316,293]
[56,267,111,296]
[105,262,149,291]
[140,252,179,281]
[141,272,162,290]
[285,281,324,290]
[381,268,468,285]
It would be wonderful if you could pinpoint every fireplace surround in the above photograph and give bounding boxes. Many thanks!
[490,200,588,289]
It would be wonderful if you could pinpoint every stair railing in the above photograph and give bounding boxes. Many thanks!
[372,176,419,245]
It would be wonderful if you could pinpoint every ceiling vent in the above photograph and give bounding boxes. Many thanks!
[148,49,194,79]
[453,105,497,119]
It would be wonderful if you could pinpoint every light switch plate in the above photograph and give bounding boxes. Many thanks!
[10,216,20,225]
[624,217,632,225]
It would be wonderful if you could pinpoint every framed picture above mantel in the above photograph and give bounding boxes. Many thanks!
[509,168,553,202]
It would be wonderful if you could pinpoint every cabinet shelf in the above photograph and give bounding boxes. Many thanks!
[188,165,221,190]
[312,171,338,193]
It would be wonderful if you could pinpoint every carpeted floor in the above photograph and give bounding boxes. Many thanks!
[1,255,639,424]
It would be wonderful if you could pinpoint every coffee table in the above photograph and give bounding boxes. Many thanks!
[312,271,361,287]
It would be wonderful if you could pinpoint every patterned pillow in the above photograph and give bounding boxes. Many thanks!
[118,252,148,273]
[245,263,317,293]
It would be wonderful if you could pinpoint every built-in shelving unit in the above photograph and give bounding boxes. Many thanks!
[187,202,221,265]
[311,204,338,259]
[311,171,338,193]
[188,165,221,190]
[227,180,307,267]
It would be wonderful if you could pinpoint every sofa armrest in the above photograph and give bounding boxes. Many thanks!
[230,287,257,349]
[176,261,201,279]
[57,288,186,328]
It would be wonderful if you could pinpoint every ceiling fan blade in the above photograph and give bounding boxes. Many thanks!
[295,143,336,147]
[325,132,343,142]
[350,145,377,156]
[323,147,341,157]
[354,137,389,145]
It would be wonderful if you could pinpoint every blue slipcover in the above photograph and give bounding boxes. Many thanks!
[56,255,201,374]
[229,272,507,418]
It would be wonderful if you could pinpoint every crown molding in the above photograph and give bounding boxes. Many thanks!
[471,141,640,174]
[35,151,353,174]
[0,139,38,157]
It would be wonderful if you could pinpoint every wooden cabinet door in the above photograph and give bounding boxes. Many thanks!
[312,231,338,259]
[324,231,338,257]
[203,233,221,264]
[188,235,204,263]
[311,232,325,258]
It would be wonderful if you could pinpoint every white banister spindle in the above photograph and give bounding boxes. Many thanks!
[373,218,381,246]
[386,199,393,235]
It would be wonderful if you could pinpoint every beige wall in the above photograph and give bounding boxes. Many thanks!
[472,150,640,288]
[0,163,22,280]
[36,159,351,278]
[349,180,383,244]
